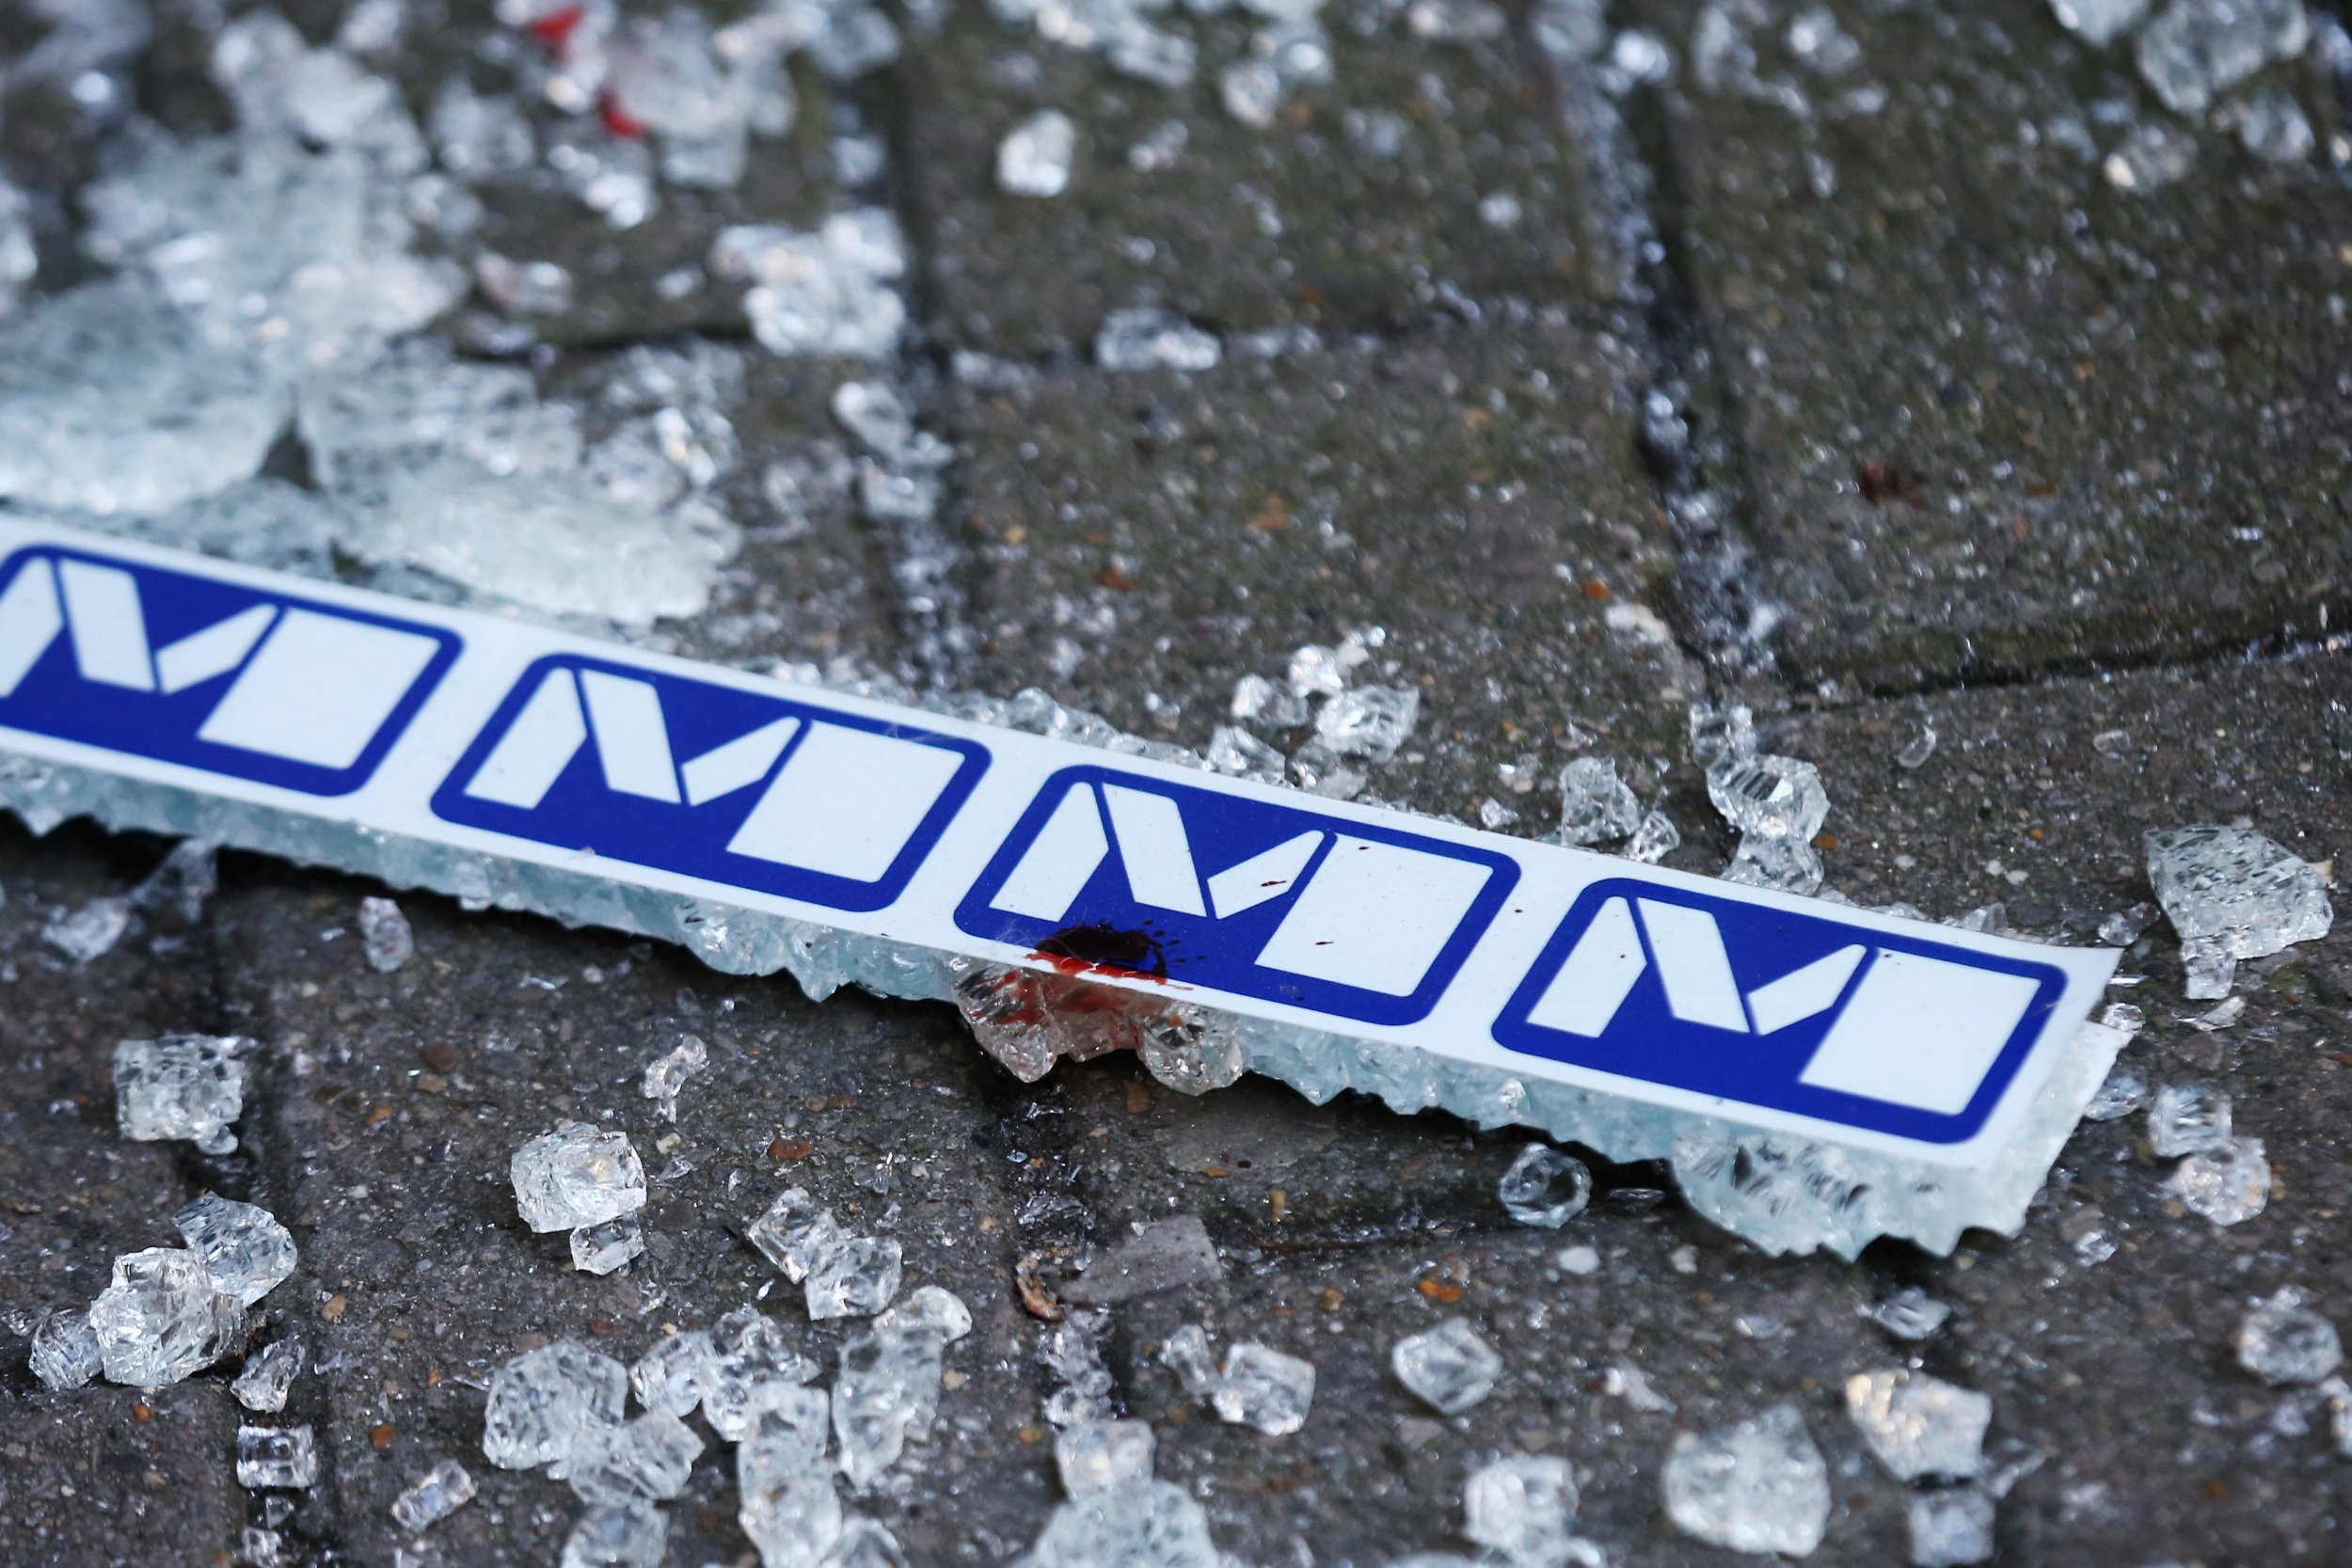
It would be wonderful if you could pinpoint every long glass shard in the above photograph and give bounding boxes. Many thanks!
[0,522,2125,1259]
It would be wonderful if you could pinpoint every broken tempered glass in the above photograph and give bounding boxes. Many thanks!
[0,527,2123,1259]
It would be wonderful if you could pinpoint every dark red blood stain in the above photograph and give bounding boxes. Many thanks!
[1856,462,1927,508]
[597,89,646,139]
[525,5,587,50]
[1032,921,1168,981]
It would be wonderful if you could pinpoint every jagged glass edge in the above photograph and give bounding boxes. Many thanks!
[0,752,2120,1259]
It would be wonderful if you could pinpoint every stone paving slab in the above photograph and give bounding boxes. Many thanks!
[1638,0,2352,691]
[947,319,1703,828]
[210,864,1055,1566]
[898,0,1616,356]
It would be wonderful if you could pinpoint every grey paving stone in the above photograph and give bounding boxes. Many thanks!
[899,0,1619,356]
[210,867,1053,1567]
[947,320,1705,829]
[1640,0,2352,690]
[0,824,264,1567]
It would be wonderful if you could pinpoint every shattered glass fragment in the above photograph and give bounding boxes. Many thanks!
[1708,752,1829,844]
[640,1035,708,1121]
[1845,1370,1992,1481]
[1221,58,1284,127]
[739,1383,831,1495]
[2103,119,2197,190]
[2233,85,2315,162]
[571,1214,646,1275]
[1481,798,1523,832]
[750,1187,844,1282]
[481,1341,628,1470]
[1094,308,1221,372]
[630,1327,716,1418]
[241,1526,285,1568]
[2083,1065,2148,1122]
[233,1338,305,1414]
[511,1123,647,1232]
[998,110,1078,197]
[1464,1453,1581,1568]
[1686,702,1755,766]
[1206,725,1287,784]
[833,381,915,458]
[1625,806,1680,864]
[391,1458,478,1532]
[828,1518,910,1568]
[1158,1323,1222,1399]
[1139,1009,1247,1096]
[2146,825,2332,998]
[1392,1319,1502,1415]
[704,1305,819,1443]
[1230,673,1310,729]
[564,1410,704,1505]
[562,1502,666,1568]
[739,1449,841,1568]
[2099,1001,2145,1037]
[1908,1486,1995,1568]
[1314,686,1420,762]
[45,895,132,961]
[1211,1342,1314,1435]
[2049,0,2150,46]
[29,1308,103,1391]
[2169,1135,2270,1226]
[114,1035,248,1155]
[1017,1480,1221,1568]
[1868,1288,1951,1341]
[2149,1083,2232,1156]
[807,1237,903,1320]
[882,1285,974,1343]
[1289,642,1350,698]
[1557,756,1642,845]
[834,1322,945,1484]
[2186,995,2244,1031]
[430,77,537,176]
[174,1194,298,1307]
[357,896,415,973]
[1661,1404,1830,1557]
[1056,1420,1156,1497]
[236,1425,320,1490]
[1497,1144,1594,1228]
[2097,903,2155,946]
[2135,0,2308,114]
[477,253,577,314]
[712,211,908,359]
[2234,1286,2342,1385]
[1724,834,1826,896]
[1896,723,1938,768]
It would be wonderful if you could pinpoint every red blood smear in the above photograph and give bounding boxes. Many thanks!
[597,89,645,139]
[526,5,587,52]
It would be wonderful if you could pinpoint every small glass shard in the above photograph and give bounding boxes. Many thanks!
[1055,1420,1156,1497]
[481,1340,628,1471]
[1157,1323,1222,1399]
[45,895,133,961]
[564,1410,704,1506]
[571,1214,646,1275]
[703,1305,819,1444]
[1392,1319,1503,1416]
[1017,1480,1220,1568]
[805,1236,902,1321]
[29,1308,103,1391]
[2168,1136,2271,1226]
[749,1186,843,1282]
[1094,309,1221,372]
[236,1425,320,1490]
[997,109,1077,198]
[1211,1342,1315,1435]
[510,1124,647,1233]
[2234,1286,2343,1386]
[1908,1485,1996,1568]
[1497,1144,1594,1229]
[561,1502,666,1568]
[232,1338,305,1414]
[2148,1083,2232,1157]
[391,1459,478,1531]
[89,1246,241,1387]
[357,895,415,972]
[639,1034,708,1121]
[1661,1404,1830,1557]
[114,1034,249,1154]
[1557,757,1642,846]
[1464,1453,1580,1567]
[2145,825,2332,999]
[1844,1370,1992,1481]
[2082,1066,2147,1123]
[174,1194,298,1307]
[1314,686,1420,763]
[631,1328,716,1418]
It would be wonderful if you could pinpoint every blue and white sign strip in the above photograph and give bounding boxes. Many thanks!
[0,521,2118,1179]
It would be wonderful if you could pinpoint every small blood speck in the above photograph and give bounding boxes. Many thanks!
[524,4,586,49]
[598,91,646,139]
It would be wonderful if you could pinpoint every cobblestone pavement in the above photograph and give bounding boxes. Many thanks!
[1,1,2349,1565]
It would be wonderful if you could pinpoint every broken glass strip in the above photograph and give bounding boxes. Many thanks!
[0,523,2125,1259]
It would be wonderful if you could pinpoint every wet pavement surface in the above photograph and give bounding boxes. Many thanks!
[1,1,2348,1565]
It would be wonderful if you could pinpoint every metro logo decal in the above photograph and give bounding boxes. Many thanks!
[0,546,457,796]
[954,767,1519,1025]
[430,656,988,913]
[1492,879,2069,1144]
